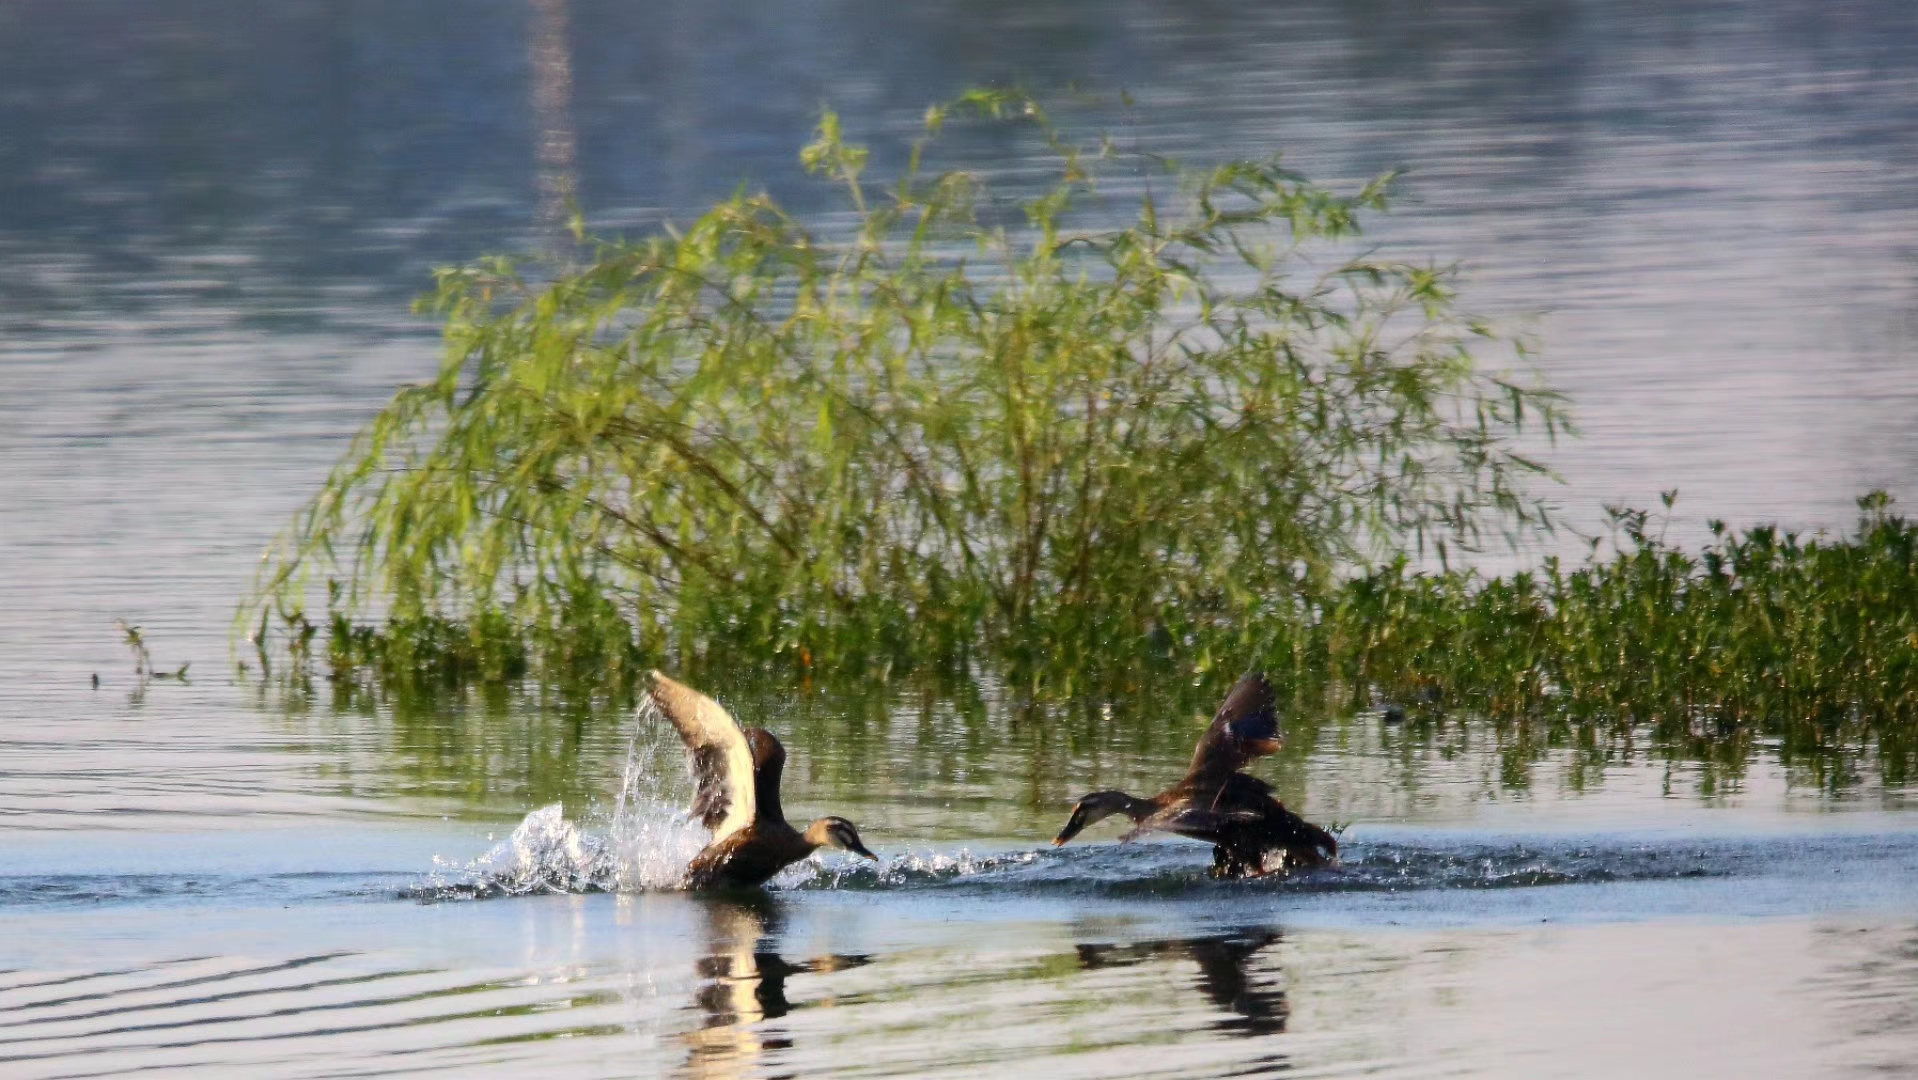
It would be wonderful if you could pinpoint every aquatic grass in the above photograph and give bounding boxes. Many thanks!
[1289,493,1918,771]
[115,618,190,704]
[245,90,1565,692]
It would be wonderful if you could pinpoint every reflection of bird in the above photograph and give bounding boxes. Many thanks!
[651,672,879,890]
[1076,929,1289,1036]
[1052,672,1337,877]
[685,895,872,1080]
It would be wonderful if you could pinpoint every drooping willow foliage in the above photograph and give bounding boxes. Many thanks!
[244,90,1567,693]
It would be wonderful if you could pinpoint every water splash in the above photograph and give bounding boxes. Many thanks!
[421,705,1040,899]
[462,802,612,895]
[420,697,713,899]
[604,693,710,891]
[781,847,1043,890]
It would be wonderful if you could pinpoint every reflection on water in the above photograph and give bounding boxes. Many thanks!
[272,678,1917,839]
[2,858,1918,1076]
[527,0,578,249]
[1813,923,1918,1075]
[685,895,870,1079]
[1077,929,1289,1039]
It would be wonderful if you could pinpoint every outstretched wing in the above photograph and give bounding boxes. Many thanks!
[1188,672,1283,777]
[649,671,756,843]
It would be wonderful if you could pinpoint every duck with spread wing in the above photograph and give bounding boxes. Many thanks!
[1052,672,1337,877]
[650,671,879,890]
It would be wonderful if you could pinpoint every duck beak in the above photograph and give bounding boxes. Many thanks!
[1246,736,1283,757]
[847,838,879,862]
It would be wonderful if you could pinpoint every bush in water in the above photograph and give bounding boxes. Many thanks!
[244,90,1564,693]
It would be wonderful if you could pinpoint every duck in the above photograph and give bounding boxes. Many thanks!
[1051,672,1337,877]
[650,671,879,890]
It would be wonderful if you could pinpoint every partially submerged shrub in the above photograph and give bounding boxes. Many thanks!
[1300,493,1918,757]
[245,90,1564,689]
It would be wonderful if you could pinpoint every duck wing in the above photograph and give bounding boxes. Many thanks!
[649,671,757,843]
[1134,772,1334,854]
[1119,802,1265,844]
[1187,672,1283,778]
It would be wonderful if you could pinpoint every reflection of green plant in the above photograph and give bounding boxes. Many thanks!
[245,89,1564,690]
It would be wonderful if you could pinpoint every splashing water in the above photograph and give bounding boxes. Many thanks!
[782,847,1042,891]
[603,693,711,891]
[421,697,710,898]
[425,695,968,899]
[462,802,612,895]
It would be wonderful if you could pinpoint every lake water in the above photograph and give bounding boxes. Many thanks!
[5,2,1918,1076]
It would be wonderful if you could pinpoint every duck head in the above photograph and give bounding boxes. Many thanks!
[803,816,878,861]
[1052,791,1148,846]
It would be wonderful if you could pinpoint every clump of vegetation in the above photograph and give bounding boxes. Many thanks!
[245,90,1564,692]
[1296,492,1918,768]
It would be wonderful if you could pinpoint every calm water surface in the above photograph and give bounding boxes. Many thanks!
[5,2,1918,1076]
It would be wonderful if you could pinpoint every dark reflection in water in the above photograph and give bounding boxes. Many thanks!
[4,897,1917,1076]
[684,894,871,1080]
[1077,929,1290,1039]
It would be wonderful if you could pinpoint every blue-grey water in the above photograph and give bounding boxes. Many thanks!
[5,2,1918,1076]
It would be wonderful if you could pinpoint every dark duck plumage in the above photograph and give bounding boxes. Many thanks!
[651,672,878,890]
[1051,672,1337,877]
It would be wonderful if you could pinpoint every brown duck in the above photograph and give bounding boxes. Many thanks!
[1052,672,1337,877]
[651,672,878,890]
